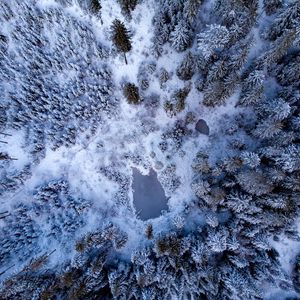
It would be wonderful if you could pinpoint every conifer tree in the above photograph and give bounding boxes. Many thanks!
[111,19,132,64]
[184,0,202,23]
[90,0,101,14]
[123,82,140,104]
[170,20,192,52]
[197,24,230,60]
[176,51,195,80]
[263,0,283,15]
[90,0,103,23]
[117,0,138,19]
[267,0,300,41]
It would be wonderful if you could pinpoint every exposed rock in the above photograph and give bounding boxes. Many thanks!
[195,119,210,135]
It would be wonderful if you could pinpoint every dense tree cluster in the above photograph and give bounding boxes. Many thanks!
[0,180,91,272]
[151,0,199,56]
[0,0,299,299]
[0,164,32,196]
[0,1,117,155]
[0,214,292,299]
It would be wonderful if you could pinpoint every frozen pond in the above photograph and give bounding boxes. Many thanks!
[132,168,168,220]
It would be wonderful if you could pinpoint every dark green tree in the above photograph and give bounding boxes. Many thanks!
[111,19,132,64]
[123,83,140,104]
[117,0,138,19]
[90,0,103,23]
[176,51,196,81]
[90,0,101,14]
[263,0,283,15]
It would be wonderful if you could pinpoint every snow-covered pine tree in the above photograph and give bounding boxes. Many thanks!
[176,51,195,80]
[197,24,230,60]
[267,0,300,41]
[170,20,193,52]
[183,0,202,24]
[239,70,265,106]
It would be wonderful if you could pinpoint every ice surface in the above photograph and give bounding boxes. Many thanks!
[132,168,168,220]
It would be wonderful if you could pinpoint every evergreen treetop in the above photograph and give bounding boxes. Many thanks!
[111,19,132,64]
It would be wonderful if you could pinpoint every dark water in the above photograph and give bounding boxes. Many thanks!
[132,168,168,220]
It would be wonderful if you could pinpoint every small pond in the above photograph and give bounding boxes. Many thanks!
[132,168,168,220]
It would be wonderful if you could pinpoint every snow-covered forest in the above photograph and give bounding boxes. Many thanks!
[0,0,299,299]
